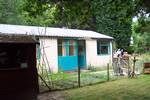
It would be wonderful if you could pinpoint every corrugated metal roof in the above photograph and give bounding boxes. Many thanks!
[0,24,113,39]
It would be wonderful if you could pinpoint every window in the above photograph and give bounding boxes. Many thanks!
[58,39,76,56]
[78,40,85,56]
[97,40,110,55]
[69,40,76,56]
[62,40,67,56]
[58,40,66,56]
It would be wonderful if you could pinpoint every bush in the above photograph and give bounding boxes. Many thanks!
[126,46,134,54]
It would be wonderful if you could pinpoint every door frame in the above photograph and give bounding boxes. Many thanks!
[58,39,78,71]
[78,40,86,69]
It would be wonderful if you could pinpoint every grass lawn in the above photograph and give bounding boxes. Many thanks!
[39,69,116,91]
[49,70,110,89]
[39,54,150,92]
[61,75,150,100]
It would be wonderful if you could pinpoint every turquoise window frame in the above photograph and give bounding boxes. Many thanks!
[97,40,110,55]
[58,39,77,57]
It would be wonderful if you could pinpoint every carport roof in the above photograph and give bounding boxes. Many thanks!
[0,35,38,43]
[0,24,113,39]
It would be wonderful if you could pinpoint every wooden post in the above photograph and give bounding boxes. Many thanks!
[127,57,130,78]
[131,56,136,78]
[77,40,80,87]
[78,65,81,87]
[107,63,110,81]
[117,56,121,74]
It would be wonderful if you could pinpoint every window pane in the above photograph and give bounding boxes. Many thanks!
[78,46,83,56]
[97,40,109,55]
[58,40,62,56]
[58,45,62,56]
[69,40,76,56]
[69,40,75,45]
[100,41,108,45]
[69,45,76,56]
[78,41,85,56]
[58,40,66,56]
[62,45,66,56]
[100,46,108,54]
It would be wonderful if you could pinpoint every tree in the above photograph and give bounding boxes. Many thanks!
[92,0,134,49]
[131,0,150,53]
[18,0,136,50]
[20,0,94,29]
[132,17,150,53]
[20,0,134,49]
[0,0,23,24]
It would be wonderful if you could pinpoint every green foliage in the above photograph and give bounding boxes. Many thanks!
[20,0,134,50]
[0,0,23,24]
[2,0,146,51]
[92,0,133,49]
[20,0,94,28]
[132,18,150,53]
[126,46,134,54]
[61,1,94,29]
[132,0,150,53]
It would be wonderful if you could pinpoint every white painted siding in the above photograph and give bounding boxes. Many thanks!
[39,38,58,73]
[86,39,112,68]
[38,38,113,73]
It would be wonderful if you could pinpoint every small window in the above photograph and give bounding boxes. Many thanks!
[97,40,110,55]
[58,40,66,56]
[69,40,76,56]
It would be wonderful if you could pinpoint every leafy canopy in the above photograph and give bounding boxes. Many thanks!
[1,0,149,51]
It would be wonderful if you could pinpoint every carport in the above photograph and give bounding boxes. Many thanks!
[0,35,39,100]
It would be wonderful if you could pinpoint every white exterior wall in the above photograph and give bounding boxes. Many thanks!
[38,38,112,73]
[86,39,112,68]
[39,38,58,73]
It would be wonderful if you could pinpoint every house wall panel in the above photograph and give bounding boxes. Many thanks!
[86,39,112,68]
[39,38,58,73]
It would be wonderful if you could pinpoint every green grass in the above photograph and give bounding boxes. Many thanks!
[39,70,112,91]
[61,75,150,100]
[50,71,110,89]
[39,54,150,91]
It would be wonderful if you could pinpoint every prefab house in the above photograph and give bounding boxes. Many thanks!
[0,24,113,73]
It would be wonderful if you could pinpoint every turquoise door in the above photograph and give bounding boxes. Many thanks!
[58,39,78,71]
[78,40,86,68]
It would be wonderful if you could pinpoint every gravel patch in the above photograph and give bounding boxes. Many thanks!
[38,92,65,100]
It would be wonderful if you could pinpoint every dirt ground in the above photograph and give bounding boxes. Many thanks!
[38,91,65,100]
